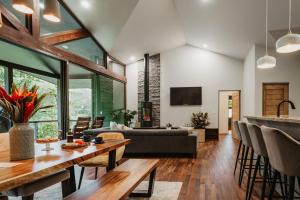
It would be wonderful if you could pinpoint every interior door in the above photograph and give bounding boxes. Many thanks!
[231,91,240,139]
[263,83,289,116]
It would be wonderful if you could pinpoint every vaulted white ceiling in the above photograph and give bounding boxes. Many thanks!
[64,0,300,64]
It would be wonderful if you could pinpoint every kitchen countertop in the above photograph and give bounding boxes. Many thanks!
[245,116,300,124]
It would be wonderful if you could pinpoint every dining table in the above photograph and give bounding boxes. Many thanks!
[0,133,130,198]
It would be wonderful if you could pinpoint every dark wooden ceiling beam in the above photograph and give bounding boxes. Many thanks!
[0,25,126,83]
[40,29,89,45]
[0,3,29,34]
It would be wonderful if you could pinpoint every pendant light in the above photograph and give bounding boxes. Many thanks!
[12,0,34,14]
[257,0,276,69]
[276,0,300,53]
[43,0,61,23]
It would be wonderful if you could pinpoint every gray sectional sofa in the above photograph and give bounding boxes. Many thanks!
[83,128,197,157]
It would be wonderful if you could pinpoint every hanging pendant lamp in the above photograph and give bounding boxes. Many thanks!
[257,0,276,69]
[276,0,300,53]
[43,0,61,23]
[12,0,34,14]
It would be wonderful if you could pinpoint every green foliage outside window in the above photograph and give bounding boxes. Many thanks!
[13,70,58,138]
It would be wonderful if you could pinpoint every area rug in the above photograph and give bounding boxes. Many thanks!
[9,181,182,200]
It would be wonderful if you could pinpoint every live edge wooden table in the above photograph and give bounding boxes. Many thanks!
[0,136,130,197]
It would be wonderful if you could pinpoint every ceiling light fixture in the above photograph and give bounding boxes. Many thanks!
[43,0,61,23]
[62,45,69,49]
[39,2,45,9]
[203,44,208,48]
[81,0,91,9]
[276,0,300,53]
[130,56,136,61]
[12,0,34,14]
[257,0,276,69]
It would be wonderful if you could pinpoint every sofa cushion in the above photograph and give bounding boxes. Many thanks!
[122,129,188,136]
[84,129,189,136]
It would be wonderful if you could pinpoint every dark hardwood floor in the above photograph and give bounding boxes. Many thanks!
[81,135,261,200]
[155,135,260,200]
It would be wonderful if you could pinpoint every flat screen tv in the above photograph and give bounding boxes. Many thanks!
[170,87,202,106]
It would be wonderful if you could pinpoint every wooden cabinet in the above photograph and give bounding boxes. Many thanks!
[263,83,289,116]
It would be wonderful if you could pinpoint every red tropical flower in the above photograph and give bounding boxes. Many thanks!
[0,83,52,123]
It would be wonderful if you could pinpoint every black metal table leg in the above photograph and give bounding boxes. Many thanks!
[130,169,157,198]
[62,166,76,197]
[107,149,116,171]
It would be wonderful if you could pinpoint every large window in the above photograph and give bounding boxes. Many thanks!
[0,0,126,138]
[13,70,59,138]
[0,66,6,88]
[0,65,9,133]
[92,75,125,127]
[68,63,93,129]
[0,40,61,138]
[57,38,104,65]
[108,59,125,76]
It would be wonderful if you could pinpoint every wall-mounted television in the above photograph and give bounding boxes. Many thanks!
[170,87,202,106]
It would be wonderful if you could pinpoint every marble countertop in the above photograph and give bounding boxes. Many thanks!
[245,116,300,124]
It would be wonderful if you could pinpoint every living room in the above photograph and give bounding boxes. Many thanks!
[0,0,300,200]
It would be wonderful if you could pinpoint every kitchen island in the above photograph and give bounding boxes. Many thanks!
[245,116,300,140]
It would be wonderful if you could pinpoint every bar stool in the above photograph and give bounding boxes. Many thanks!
[238,121,254,191]
[246,123,269,200]
[261,126,300,200]
[233,121,243,175]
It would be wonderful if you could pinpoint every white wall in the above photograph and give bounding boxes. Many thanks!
[242,45,256,119]
[255,45,300,117]
[160,45,243,128]
[126,62,139,111]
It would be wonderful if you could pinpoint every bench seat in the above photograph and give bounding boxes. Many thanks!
[65,159,159,200]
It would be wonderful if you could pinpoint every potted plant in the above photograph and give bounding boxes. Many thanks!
[0,83,51,160]
[191,112,210,143]
[124,110,137,127]
[110,109,123,129]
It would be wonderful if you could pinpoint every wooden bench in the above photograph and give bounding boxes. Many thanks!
[65,159,159,200]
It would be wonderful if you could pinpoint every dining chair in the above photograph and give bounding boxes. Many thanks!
[91,116,104,129]
[237,121,254,189]
[78,132,125,189]
[233,121,243,175]
[246,123,269,200]
[261,126,300,200]
[73,117,91,138]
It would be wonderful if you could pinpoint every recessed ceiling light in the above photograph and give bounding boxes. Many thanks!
[39,2,44,9]
[201,0,210,3]
[203,44,208,48]
[81,0,91,9]
[130,56,136,61]
[62,45,69,49]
